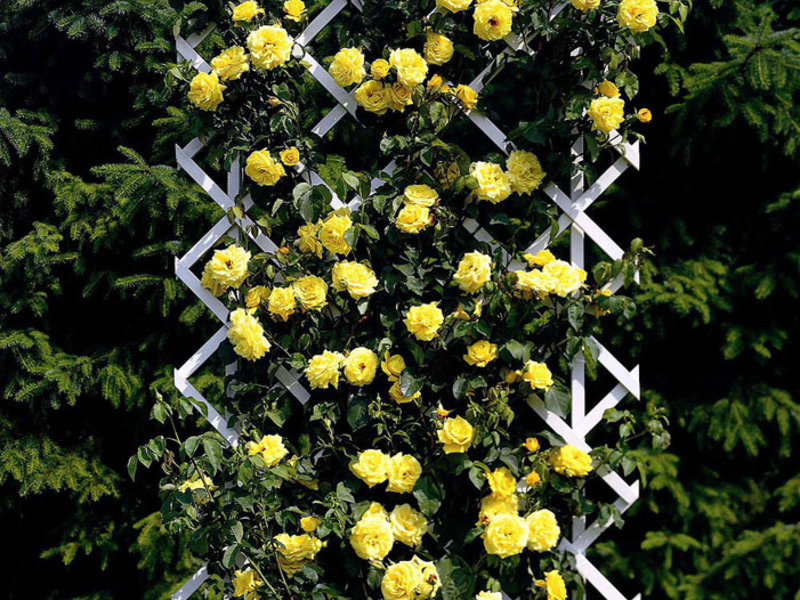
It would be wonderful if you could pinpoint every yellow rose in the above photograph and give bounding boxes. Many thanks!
[297,221,323,257]
[476,593,502,600]
[571,0,600,10]
[275,533,322,576]
[470,161,511,203]
[305,350,345,389]
[245,149,286,186]
[283,0,306,21]
[319,210,353,254]
[550,445,593,477]
[292,275,327,311]
[371,58,390,79]
[178,474,217,504]
[329,47,367,88]
[203,244,250,292]
[436,0,473,12]
[473,0,515,42]
[211,46,250,82]
[597,79,620,98]
[187,72,226,111]
[355,80,390,115]
[350,502,395,560]
[412,556,440,600]
[300,516,320,532]
[381,561,424,600]
[390,504,428,546]
[387,453,422,493]
[526,508,560,552]
[389,48,428,88]
[617,0,659,32]
[381,352,406,381]
[427,74,445,93]
[525,470,541,487]
[404,302,444,341]
[232,0,264,23]
[387,82,414,112]
[280,146,300,166]
[506,150,546,195]
[437,415,475,454]
[524,249,555,267]
[332,260,379,299]
[396,204,433,234]
[453,84,478,110]
[343,347,379,386]
[245,286,269,309]
[523,437,540,452]
[437,406,453,419]
[482,513,528,558]
[227,308,271,361]
[247,25,293,71]
[588,96,625,135]
[520,360,553,391]
[404,184,439,207]
[349,449,391,487]
[232,568,262,598]
[536,571,567,600]
[267,286,297,321]
[389,380,422,404]
[478,492,519,525]
[464,340,498,367]
[637,107,652,123]
[486,466,517,497]
[248,434,289,467]
[542,259,587,296]
[423,31,454,66]
[514,269,556,297]
[454,251,493,294]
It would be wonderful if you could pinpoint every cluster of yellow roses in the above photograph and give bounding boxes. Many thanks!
[350,502,430,562]
[570,0,659,34]
[470,150,547,204]
[245,146,299,187]
[436,0,518,43]
[588,77,653,135]
[381,556,441,600]
[305,347,378,389]
[514,249,589,299]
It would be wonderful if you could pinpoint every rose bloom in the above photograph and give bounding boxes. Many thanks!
[570,0,600,10]
[349,449,391,487]
[371,58,390,79]
[454,250,492,293]
[381,352,406,381]
[227,308,271,361]
[404,184,439,207]
[482,513,528,558]
[389,48,428,88]
[329,47,367,87]
[267,286,297,321]
[526,509,560,552]
[232,0,264,22]
[396,204,433,234]
[389,380,422,404]
[412,556,440,600]
[478,492,519,525]
[245,149,286,186]
[204,244,250,291]
[514,269,556,297]
[355,80,390,115]
[404,302,444,341]
[423,31,454,66]
[274,533,322,576]
[319,210,353,254]
[588,96,625,134]
[300,516,320,532]
[297,221,323,257]
[381,561,424,600]
[525,470,541,487]
[473,0,515,42]
[506,150,546,195]
[470,161,511,203]
[305,350,345,389]
[343,347,379,386]
[638,107,653,123]
[524,249,555,267]
[476,592,502,600]
[233,569,262,598]
[550,445,593,477]
[280,146,300,166]
[617,0,659,33]
[187,72,226,111]
[486,466,517,497]
[542,259,587,296]
[597,79,620,98]
[332,260,379,299]
[436,0,473,12]
[247,25,293,70]
[283,0,306,21]
[387,453,422,493]
[248,434,288,466]
[350,502,394,560]
[536,570,567,600]
[390,504,428,546]
[523,437,540,452]
[453,84,479,110]
[464,340,498,367]
[292,275,327,311]
[521,360,553,391]
[387,82,414,112]
[211,46,250,81]
[437,415,475,453]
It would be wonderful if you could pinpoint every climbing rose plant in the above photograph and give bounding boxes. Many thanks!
[135,0,683,598]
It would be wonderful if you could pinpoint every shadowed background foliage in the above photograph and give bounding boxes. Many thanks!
[0,0,798,599]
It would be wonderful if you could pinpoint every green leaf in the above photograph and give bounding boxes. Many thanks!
[413,476,443,516]
[544,385,571,419]
[347,396,371,431]
[127,456,137,480]
[202,438,223,472]
[399,369,424,397]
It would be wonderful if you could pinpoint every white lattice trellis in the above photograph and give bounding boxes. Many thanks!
[171,4,641,599]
